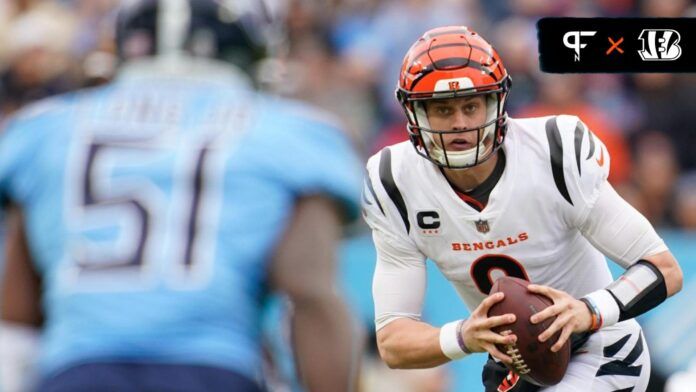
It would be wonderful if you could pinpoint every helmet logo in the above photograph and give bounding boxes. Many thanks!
[434,77,473,92]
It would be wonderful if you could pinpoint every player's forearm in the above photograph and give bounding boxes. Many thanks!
[582,252,682,329]
[1,206,43,327]
[376,318,449,369]
[645,250,682,297]
[291,292,359,392]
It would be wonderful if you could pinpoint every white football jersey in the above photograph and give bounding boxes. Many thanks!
[363,115,632,329]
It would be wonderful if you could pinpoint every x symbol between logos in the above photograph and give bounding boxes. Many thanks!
[606,37,624,55]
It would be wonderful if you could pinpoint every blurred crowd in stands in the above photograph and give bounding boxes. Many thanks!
[1,2,695,391]
[1,0,695,232]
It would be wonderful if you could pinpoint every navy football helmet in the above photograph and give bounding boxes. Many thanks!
[115,0,279,72]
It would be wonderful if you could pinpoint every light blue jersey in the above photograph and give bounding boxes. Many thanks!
[0,65,362,381]
[0,209,5,282]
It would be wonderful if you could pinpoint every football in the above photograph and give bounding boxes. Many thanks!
[487,276,571,386]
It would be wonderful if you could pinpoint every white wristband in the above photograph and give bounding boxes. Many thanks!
[0,321,40,392]
[584,289,621,328]
[439,320,469,360]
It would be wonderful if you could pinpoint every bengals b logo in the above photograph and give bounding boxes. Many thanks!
[638,29,682,61]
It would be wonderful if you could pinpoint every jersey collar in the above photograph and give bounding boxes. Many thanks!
[421,128,518,221]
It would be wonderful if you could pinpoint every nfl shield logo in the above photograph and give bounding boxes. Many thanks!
[475,219,489,233]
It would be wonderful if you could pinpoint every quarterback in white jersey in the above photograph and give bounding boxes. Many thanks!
[362,26,683,392]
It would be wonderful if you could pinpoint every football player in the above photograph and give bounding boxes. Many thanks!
[0,1,362,391]
[362,26,683,392]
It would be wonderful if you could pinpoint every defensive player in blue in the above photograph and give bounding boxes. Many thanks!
[0,1,363,391]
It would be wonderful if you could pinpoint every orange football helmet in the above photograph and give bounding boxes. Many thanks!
[396,26,511,169]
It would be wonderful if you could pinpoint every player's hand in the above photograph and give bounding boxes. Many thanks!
[527,284,593,352]
[460,292,518,364]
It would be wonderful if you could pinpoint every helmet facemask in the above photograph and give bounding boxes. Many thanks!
[398,78,510,169]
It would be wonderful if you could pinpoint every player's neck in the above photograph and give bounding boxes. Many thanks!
[442,152,499,192]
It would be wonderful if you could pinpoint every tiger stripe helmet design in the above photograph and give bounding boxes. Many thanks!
[396,26,512,169]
